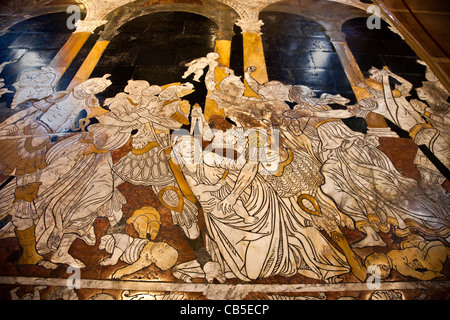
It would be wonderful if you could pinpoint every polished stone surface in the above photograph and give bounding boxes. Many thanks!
[0,2,448,304]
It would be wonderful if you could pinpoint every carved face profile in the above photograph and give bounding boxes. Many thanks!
[364,252,392,280]
[206,52,220,60]
[258,81,291,101]
[142,85,162,98]
[124,80,150,96]
[289,85,315,103]
[173,135,203,166]
[416,82,448,106]
[150,242,179,271]
[220,75,246,98]
[75,75,112,96]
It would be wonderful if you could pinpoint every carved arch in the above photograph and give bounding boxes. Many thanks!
[99,0,240,41]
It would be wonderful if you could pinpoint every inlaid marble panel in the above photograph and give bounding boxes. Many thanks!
[0,1,448,305]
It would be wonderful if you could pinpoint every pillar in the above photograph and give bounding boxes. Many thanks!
[48,32,91,83]
[324,27,398,137]
[236,19,269,96]
[67,39,110,90]
[49,20,107,86]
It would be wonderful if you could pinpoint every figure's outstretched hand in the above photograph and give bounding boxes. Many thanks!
[283,109,313,119]
[201,197,218,213]
[203,261,226,284]
[218,194,238,214]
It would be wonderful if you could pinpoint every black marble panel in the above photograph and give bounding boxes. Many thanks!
[379,55,427,75]
[135,47,179,66]
[132,65,185,86]
[382,39,418,57]
[266,50,316,70]
[9,33,72,50]
[105,32,142,49]
[266,67,294,85]
[184,19,218,35]
[8,12,82,34]
[261,12,354,99]
[91,65,136,88]
[0,32,21,49]
[230,25,244,77]
[97,47,141,67]
[346,38,392,55]
[260,13,305,37]
[290,68,336,91]
[343,17,427,85]
[353,53,386,74]
[91,11,218,100]
[0,12,95,98]
[173,34,216,50]
[177,45,216,65]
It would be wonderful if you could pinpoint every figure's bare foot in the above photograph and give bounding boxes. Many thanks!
[99,257,118,267]
[326,276,343,284]
[37,260,58,270]
[352,234,386,249]
[243,215,259,224]
[203,261,225,284]
[51,253,85,269]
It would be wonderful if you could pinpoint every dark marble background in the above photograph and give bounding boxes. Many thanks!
[0,11,428,135]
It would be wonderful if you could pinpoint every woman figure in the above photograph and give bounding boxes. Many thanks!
[171,134,351,283]
[285,93,450,246]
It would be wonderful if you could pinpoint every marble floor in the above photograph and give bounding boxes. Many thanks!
[0,0,449,303]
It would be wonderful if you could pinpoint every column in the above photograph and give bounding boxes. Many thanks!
[236,19,269,97]
[48,32,91,82]
[324,27,398,137]
[49,20,107,86]
[67,39,110,90]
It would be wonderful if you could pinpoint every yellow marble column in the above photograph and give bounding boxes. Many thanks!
[49,20,108,86]
[237,19,269,97]
[48,32,91,83]
[67,40,110,90]
[325,28,397,136]
[215,39,232,68]
[242,33,269,85]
